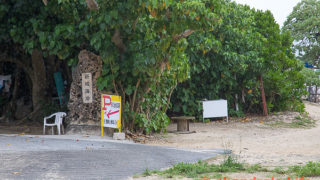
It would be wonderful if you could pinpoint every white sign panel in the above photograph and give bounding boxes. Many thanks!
[101,95,121,130]
[203,99,228,122]
[82,73,93,103]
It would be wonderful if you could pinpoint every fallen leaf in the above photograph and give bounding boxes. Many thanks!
[15,133,25,136]
[259,120,264,123]
[25,139,29,142]
[12,172,20,175]
[7,144,11,146]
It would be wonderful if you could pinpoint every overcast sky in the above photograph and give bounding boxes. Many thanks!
[233,0,302,27]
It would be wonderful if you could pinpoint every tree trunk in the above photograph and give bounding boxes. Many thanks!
[31,49,47,110]
[258,75,268,116]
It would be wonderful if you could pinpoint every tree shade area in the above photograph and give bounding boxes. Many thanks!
[0,0,312,133]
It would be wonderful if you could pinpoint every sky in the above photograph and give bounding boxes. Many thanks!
[233,0,302,27]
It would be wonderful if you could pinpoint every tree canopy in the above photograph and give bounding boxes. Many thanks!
[171,3,306,118]
[283,0,320,65]
[0,0,308,133]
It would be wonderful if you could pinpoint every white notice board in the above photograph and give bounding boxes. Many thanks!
[203,99,228,122]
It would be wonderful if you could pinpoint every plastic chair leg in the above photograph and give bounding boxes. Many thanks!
[43,125,45,135]
[57,125,61,135]
[51,127,54,135]
[61,125,64,134]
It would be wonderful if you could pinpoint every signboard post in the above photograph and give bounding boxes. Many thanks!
[101,94,122,136]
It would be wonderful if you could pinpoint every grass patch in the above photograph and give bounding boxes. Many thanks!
[140,157,320,179]
[144,156,245,178]
[265,115,315,129]
[141,168,160,177]
[288,161,320,177]
[246,164,268,173]
[272,166,286,174]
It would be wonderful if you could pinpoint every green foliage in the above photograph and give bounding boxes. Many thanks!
[288,161,320,177]
[301,68,320,87]
[89,0,228,132]
[142,160,320,179]
[246,164,267,173]
[161,157,244,178]
[1,0,308,132]
[1,0,228,132]
[147,156,245,179]
[141,168,155,177]
[272,167,286,174]
[283,0,320,65]
[171,3,306,118]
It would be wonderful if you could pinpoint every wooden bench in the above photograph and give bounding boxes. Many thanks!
[171,116,195,132]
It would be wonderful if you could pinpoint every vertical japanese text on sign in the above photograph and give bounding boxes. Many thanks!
[82,73,93,103]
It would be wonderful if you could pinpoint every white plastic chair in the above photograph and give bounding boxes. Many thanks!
[43,112,66,135]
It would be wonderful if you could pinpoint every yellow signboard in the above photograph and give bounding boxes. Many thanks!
[101,94,121,136]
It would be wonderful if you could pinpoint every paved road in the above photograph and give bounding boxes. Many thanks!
[0,135,226,180]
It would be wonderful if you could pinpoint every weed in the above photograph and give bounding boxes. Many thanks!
[272,167,286,174]
[142,168,153,177]
[288,161,320,177]
[219,156,244,172]
[210,173,223,179]
[246,164,264,173]
[265,114,315,129]
[140,155,320,179]
[154,156,245,178]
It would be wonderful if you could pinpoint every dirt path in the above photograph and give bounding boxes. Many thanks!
[146,101,320,167]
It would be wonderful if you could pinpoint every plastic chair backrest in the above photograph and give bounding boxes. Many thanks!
[54,112,66,125]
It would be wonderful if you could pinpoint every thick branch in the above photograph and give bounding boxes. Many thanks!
[112,29,126,52]
[109,61,119,95]
[173,29,195,41]
[164,83,177,112]
[131,78,141,112]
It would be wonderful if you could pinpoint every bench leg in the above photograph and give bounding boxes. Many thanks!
[177,119,189,132]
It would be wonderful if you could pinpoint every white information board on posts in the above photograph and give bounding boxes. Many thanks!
[203,99,228,122]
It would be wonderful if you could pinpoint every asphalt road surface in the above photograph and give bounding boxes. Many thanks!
[0,135,225,180]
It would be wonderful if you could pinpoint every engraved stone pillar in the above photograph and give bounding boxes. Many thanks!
[66,50,104,135]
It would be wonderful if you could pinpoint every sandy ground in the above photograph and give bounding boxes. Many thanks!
[146,101,320,166]
[131,101,320,179]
